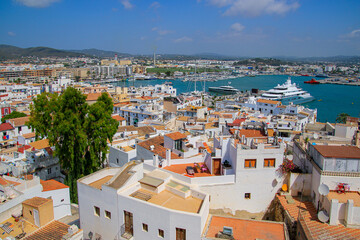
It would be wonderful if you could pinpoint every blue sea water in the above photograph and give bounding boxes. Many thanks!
[115,75,360,123]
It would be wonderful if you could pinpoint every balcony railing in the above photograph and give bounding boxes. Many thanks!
[119,223,133,240]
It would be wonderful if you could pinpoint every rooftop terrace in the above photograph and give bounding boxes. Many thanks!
[130,188,203,214]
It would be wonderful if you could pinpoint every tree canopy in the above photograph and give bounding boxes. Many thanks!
[27,88,118,201]
[336,112,350,124]
[1,111,27,123]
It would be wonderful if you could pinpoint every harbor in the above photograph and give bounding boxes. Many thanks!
[111,75,360,122]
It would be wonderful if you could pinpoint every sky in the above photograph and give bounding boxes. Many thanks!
[0,0,360,57]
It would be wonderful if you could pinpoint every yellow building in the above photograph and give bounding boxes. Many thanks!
[101,59,132,66]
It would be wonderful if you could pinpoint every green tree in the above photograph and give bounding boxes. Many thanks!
[84,93,118,174]
[1,111,27,123]
[28,88,118,202]
[27,92,59,140]
[336,112,350,124]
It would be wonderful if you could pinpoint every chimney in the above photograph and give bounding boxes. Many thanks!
[166,149,171,167]
[153,154,159,167]
[150,145,154,151]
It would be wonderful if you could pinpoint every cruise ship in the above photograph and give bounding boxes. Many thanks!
[208,85,240,95]
[260,78,315,104]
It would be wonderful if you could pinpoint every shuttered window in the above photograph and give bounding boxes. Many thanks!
[244,159,256,168]
[264,158,275,168]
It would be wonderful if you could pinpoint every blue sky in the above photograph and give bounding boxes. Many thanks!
[1,0,360,57]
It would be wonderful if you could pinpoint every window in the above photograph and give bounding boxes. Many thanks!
[105,210,111,219]
[61,199,64,202]
[176,228,186,240]
[142,223,148,232]
[47,168,52,174]
[158,229,164,238]
[244,159,256,168]
[245,193,251,199]
[94,206,100,217]
[264,158,275,168]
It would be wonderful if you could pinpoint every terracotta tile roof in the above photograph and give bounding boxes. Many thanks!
[0,122,14,131]
[40,179,69,192]
[23,197,52,208]
[118,125,137,132]
[206,215,285,240]
[257,98,281,105]
[137,136,181,159]
[277,105,287,108]
[152,125,165,130]
[86,92,110,101]
[137,126,156,136]
[277,195,360,240]
[177,116,189,121]
[221,114,233,119]
[112,115,126,121]
[239,129,266,138]
[313,145,360,159]
[0,176,21,186]
[23,220,77,240]
[8,116,29,127]
[29,139,50,150]
[165,132,187,140]
[18,145,32,153]
[22,132,36,139]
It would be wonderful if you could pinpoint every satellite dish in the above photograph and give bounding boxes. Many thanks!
[313,133,319,139]
[318,184,330,196]
[272,179,278,187]
[317,210,329,223]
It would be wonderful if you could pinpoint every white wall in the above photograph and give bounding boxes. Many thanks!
[39,188,71,220]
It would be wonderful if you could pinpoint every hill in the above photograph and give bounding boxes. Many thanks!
[68,48,131,58]
[0,44,86,59]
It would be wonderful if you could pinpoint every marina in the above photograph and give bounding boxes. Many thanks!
[112,75,360,122]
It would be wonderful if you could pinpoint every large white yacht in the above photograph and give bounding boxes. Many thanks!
[208,85,240,95]
[261,78,315,104]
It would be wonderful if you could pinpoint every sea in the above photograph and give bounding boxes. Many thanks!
[114,75,360,123]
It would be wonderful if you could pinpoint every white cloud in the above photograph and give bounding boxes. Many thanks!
[174,36,193,43]
[8,32,16,36]
[207,0,299,17]
[231,23,245,32]
[120,0,133,9]
[349,29,360,38]
[150,1,160,10]
[152,27,172,36]
[15,0,60,8]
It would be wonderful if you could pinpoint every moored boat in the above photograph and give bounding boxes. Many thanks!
[304,78,320,84]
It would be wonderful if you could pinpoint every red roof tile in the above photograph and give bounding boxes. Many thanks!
[112,115,126,121]
[313,145,360,159]
[23,220,78,240]
[18,145,32,153]
[40,179,69,192]
[0,122,14,131]
[277,195,360,239]
[165,132,187,140]
[206,216,286,240]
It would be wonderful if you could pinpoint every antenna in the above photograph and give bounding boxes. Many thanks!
[153,45,157,66]
[317,210,329,223]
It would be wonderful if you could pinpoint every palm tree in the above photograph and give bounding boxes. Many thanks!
[336,113,350,124]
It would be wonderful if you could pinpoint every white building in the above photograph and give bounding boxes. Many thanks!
[77,161,210,240]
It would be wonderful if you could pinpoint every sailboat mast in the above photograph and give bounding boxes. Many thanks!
[194,65,197,92]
